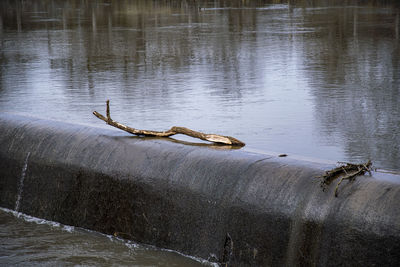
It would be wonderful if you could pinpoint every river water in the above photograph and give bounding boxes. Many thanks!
[0,208,209,266]
[0,0,399,265]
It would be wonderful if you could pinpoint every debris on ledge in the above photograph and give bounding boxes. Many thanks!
[319,160,372,197]
[93,100,245,146]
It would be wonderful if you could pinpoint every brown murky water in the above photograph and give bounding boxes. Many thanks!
[0,0,399,265]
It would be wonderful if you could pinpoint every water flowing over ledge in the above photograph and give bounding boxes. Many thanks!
[0,113,399,266]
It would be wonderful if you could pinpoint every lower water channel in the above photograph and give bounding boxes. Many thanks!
[0,0,399,265]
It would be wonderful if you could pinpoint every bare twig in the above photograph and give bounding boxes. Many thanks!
[93,100,245,146]
[318,160,372,197]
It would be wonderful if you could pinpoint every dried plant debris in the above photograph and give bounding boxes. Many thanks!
[93,100,245,146]
[319,160,372,197]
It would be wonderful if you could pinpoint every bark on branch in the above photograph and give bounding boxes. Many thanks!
[93,100,245,146]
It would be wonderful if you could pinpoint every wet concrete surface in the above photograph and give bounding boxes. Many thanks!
[0,114,399,266]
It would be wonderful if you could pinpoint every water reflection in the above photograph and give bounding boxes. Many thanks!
[299,5,400,170]
[0,0,399,171]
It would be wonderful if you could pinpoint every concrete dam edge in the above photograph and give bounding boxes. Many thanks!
[0,114,399,266]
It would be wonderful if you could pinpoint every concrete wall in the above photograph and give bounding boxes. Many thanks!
[0,113,399,266]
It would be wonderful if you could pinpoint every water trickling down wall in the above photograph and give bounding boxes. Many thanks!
[0,114,399,266]
[14,152,30,211]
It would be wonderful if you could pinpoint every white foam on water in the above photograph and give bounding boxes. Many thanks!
[1,207,65,229]
[62,225,75,233]
[15,152,31,211]
[124,240,140,250]
[164,249,220,267]
[89,230,215,265]
[141,242,220,266]
[1,207,218,266]
[165,249,220,267]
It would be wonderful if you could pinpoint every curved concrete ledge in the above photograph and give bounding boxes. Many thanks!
[0,114,399,266]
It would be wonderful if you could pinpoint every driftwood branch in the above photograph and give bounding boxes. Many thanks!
[318,160,372,197]
[93,100,245,146]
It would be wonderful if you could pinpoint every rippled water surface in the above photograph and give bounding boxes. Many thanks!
[0,0,399,265]
[1,0,399,170]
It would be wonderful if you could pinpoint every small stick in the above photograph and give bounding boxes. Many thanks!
[93,100,245,146]
[106,100,111,122]
[318,160,372,197]
[334,166,362,197]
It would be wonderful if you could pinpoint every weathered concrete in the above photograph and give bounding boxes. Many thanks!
[0,113,399,266]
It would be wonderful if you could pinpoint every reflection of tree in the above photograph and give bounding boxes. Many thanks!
[0,0,265,126]
[299,6,400,170]
[1,0,399,170]
[0,0,263,95]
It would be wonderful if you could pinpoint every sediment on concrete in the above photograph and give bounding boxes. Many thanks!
[0,113,399,266]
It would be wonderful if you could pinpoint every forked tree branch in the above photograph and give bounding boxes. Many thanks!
[93,100,245,146]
